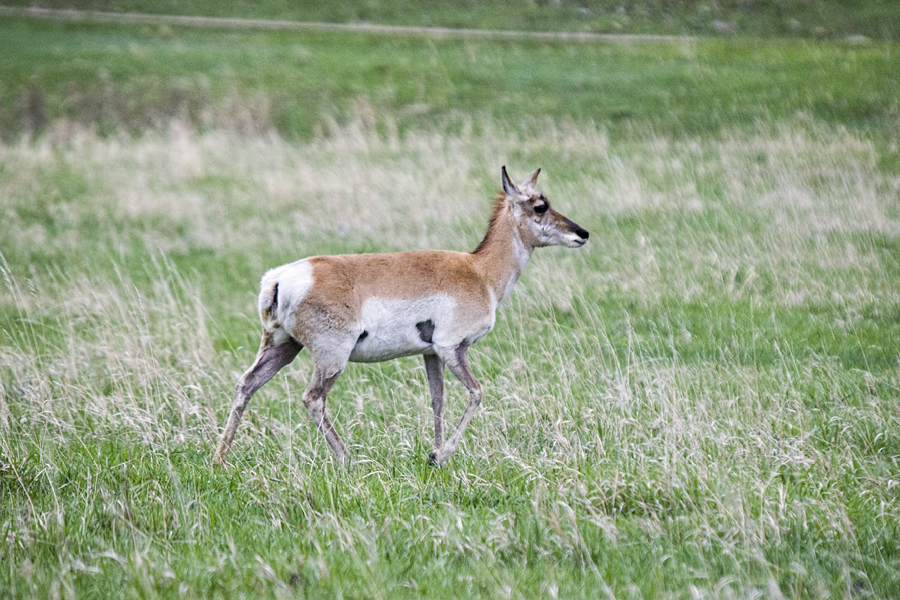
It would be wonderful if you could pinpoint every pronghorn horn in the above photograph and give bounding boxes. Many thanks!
[501,166,519,197]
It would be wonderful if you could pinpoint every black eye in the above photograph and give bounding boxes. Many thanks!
[534,203,549,215]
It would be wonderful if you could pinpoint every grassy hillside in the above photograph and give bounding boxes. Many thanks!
[1,11,900,600]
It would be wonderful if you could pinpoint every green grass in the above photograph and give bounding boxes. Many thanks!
[4,0,900,39]
[1,18,899,139]
[2,13,900,600]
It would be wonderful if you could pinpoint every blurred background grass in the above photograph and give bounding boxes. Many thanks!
[1,15,899,140]
[3,0,899,38]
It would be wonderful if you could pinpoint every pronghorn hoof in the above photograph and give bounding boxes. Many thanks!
[428,450,450,466]
[212,450,224,465]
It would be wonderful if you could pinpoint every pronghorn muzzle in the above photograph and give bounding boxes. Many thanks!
[566,218,590,244]
[554,213,589,248]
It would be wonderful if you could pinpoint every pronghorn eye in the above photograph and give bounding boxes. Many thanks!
[534,203,549,215]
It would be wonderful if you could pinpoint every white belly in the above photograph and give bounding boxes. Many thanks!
[349,295,456,363]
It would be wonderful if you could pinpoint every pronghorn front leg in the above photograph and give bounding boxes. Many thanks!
[423,353,446,450]
[428,344,483,466]
[214,332,302,466]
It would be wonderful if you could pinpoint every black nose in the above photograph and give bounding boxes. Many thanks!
[575,227,589,240]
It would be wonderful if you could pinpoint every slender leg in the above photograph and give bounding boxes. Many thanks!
[302,365,351,465]
[428,344,483,466]
[424,353,445,450]
[214,332,302,466]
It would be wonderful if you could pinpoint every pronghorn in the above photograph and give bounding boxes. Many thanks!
[213,167,589,467]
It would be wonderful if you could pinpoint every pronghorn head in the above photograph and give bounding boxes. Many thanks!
[501,166,589,248]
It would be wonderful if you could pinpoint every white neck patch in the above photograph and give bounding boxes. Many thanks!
[497,227,532,304]
[512,226,531,273]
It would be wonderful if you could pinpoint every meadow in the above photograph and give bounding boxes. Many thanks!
[2,9,900,599]
[2,0,898,39]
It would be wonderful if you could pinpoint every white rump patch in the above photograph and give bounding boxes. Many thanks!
[258,259,313,342]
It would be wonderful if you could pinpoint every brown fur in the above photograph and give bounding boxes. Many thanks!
[473,193,508,255]
[289,250,494,351]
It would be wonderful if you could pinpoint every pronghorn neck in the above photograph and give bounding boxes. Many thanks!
[472,198,534,306]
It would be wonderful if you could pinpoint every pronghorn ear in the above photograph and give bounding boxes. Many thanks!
[524,168,541,189]
[501,166,520,198]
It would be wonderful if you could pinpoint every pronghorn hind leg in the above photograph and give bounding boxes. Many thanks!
[423,353,446,450]
[214,332,303,466]
[428,344,483,466]
[302,362,351,465]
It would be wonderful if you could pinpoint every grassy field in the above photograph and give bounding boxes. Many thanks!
[3,0,899,39]
[2,10,900,600]
[2,17,900,140]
